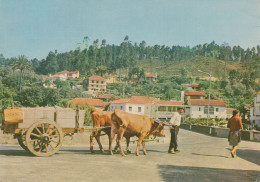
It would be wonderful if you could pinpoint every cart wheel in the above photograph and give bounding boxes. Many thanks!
[17,135,28,151]
[25,121,63,157]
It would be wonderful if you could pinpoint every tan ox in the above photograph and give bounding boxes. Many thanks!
[110,109,166,156]
[90,109,113,153]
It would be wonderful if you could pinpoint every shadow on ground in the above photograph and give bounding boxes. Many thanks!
[237,149,260,166]
[158,165,260,182]
[192,153,229,158]
[0,150,33,157]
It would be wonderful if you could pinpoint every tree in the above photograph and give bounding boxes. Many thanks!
[11,55,32,92]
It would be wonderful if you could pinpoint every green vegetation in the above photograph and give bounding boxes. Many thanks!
[0,36,259,118]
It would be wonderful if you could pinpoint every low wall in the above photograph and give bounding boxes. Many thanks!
[180,124,260,142]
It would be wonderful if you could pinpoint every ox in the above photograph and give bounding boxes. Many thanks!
[110,109,166,156]
[90,109,113,153]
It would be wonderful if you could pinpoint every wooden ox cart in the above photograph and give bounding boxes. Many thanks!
[1,107,106,157]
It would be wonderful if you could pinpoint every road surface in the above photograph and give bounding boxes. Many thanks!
[0,129,259,182]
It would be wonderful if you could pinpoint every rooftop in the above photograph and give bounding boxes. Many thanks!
[89,75,106,81]
[184,92,206,96]
[188,99,226,107]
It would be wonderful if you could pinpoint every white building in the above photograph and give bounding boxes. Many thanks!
[186,99,226,118]
[109,96,156,116]
[50,70,80,81]
[108,96,184,120]
[88,75,107,93]
[250,92,260,128]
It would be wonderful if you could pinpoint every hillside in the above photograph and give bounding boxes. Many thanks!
[137,57,244,81]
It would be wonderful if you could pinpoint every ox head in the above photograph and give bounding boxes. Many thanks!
[152,120,167,137]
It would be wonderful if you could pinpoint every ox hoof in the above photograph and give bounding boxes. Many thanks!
[109,151,113,155]
[121,153,126,157]
[127,150,131,154]
[143,152,147,155]
[90,150,95,154]
[136,153,139,156]
[100,149,105,153]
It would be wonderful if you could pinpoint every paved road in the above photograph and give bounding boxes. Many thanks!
[0,129,260,182]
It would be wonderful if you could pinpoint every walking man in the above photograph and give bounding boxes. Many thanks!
[168,107,184,154]
[227,109,243,158]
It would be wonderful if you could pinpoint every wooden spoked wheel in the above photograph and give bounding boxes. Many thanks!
[17,134,28,151]
[25,121,63,157]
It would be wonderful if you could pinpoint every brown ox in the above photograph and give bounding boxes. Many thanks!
[90,109,113,153]
[110,109,166,156]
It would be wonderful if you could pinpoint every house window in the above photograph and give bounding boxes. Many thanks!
[92,81,94,83]
[138,107,141,112]
[158,106,166,111]
[120,106,123,110]
[101,81,104,84]
[168,107,176,112]
[129,106,132,111]
[97,81,99,84]
[199,107,201,111]
[204,106,214,115]
[216,108,219,112]
[111,106,113,109]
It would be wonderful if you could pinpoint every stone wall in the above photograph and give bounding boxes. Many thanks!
[180,124,260,142]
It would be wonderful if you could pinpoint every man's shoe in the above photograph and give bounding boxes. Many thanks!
[168,150,176,154]
[174,149,181,152]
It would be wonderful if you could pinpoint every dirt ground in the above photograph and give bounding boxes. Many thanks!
[0,129,259,182]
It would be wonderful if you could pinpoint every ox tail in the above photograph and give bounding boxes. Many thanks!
[112,110,127,129]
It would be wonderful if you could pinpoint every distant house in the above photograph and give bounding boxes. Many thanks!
[50,70,79,81]
[109,96,156,116]
[250,92,260,128]
[182,84,200,91]
[87,75,106,94]
[153,100,184,121]
[183,91,206,102]
[186,99,226,118]
[146,73,157,82]
[108,96,184,120]
[68,98,104,109]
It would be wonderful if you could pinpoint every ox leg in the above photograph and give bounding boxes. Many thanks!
[90,132,95,153]
[114,138,119,153]
[136,135,144,156]
[126,137,131,154]
[117,129,126,156]
[109,130,116,155]
[95,131,105,153]
[142,141,147,155]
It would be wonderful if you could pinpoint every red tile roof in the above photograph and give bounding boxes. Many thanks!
[154,100,184,105]
[111,96,184,105]
[111,99,131,104]
[111,96,156,104]
[184,92,206,96]
[68,98,104,107]
[188,99,226,106]
[146,74,156,78]
[89,75,106,81]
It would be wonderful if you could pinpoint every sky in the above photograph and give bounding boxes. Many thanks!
[0,0,259,59]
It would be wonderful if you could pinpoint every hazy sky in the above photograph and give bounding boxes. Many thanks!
[0,0,259,59]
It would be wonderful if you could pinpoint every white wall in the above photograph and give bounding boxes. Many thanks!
[109,103,145,115]
[250,94,260,127]
[189,106,226,118]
